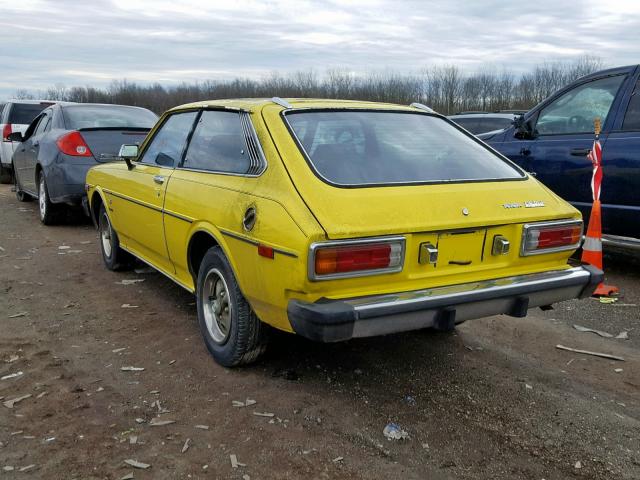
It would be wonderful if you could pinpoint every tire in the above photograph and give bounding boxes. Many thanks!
[196,247,268,367]
[38,171,61,225]
[13,163,31,202]
[98,203,134,271]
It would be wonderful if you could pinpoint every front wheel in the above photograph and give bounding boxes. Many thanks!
[98,203,133,271]
[196,247,268,367]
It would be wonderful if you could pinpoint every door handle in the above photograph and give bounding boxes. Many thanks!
[519,147,531,156]
[33,141,39,147]
[153,175,165,184]
[570,148,591,157]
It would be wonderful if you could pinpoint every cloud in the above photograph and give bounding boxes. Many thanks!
[1,0,638,99]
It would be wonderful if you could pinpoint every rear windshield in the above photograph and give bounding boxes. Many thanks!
[63,105,158,130]
[9,103,50,124]
[452,116,514,134]
[285,111,524,186]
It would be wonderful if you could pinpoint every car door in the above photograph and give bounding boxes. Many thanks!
[111,111,198,274]
[24,111,52,192]
[163,109,257,286]
[13,113,46,194]
[599,75,640,238]
[522,75,628,214]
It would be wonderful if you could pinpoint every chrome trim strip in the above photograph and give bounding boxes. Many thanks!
[103,189,162,213]
[520,219,583,256]
[602,234,640,250]
[347,266,589,314]
[308,235,406,281]
[219,229,298,258]
[163,209,193,223]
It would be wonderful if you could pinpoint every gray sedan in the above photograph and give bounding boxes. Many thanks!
[11,103,157,224]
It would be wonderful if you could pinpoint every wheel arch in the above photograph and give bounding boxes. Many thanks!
[187,227,225,285]
[89,187,108,227]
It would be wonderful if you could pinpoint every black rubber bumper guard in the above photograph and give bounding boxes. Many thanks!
[287,264,603,342]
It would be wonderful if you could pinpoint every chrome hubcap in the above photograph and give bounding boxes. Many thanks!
[38,176,46,219]
[202,268,232,344]
[100,212,113,258]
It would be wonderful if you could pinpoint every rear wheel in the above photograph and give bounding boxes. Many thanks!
[38,172,61,225]
[13,163,30,202]
[98,203,133,271]
[196,247,268,367]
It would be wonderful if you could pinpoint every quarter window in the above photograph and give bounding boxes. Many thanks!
[535,76,625,135]
[183,110,251,174]
[139,112,198,168]
[622,80,640,131]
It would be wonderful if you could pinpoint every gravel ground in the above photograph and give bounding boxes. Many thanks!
[0,183,638,479]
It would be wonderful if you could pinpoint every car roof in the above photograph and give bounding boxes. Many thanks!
[169,98,425,114]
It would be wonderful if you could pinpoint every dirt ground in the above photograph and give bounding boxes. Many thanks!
[1,182,639,479]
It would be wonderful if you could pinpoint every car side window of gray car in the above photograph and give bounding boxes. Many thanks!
[182,110,251,174]
[535,75,626,135]
[622,80,640,131]
[34,114,51,137]
[138,111,198,168]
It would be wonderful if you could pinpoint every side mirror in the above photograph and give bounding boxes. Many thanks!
[513,115,536,140]
[118,144,139,170]
[7,132,23,142]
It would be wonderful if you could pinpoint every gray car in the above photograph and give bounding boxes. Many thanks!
[11,103,158,224]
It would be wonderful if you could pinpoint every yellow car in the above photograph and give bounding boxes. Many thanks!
[85,98,602,367]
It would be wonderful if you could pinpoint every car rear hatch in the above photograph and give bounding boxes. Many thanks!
[263,104,581,289]
[77,128,150,162]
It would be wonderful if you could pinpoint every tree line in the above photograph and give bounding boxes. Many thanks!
[14,56,605,115]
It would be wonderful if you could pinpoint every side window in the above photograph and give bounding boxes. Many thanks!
[622,80,640,131]
[34,114,50,136]
[183,110,250,174]
[535,75,625,135]
[139,112,198,167]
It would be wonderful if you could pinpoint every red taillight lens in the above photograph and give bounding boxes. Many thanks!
[56,131,93,157]
[2,123,12,142]
[312,239,404,279]
[521,220,582,255]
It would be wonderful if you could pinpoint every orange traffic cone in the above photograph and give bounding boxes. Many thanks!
[581,199,618,296]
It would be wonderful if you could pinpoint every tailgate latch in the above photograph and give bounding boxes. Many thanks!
[419,242,438,265]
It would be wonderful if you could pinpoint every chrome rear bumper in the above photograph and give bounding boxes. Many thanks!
[288,265,603,342]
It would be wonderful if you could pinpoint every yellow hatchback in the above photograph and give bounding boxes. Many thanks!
[85,98,602,366]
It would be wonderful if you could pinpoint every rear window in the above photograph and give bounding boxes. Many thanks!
[285,111,524,186]
[9,103,50,124]
[63,106,157,130]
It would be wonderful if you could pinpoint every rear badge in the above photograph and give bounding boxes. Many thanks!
[502,201,545,209]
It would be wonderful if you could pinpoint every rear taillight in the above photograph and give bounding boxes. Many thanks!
[2,124,12,142]
[56,131,93,157]
[309,237,405,280]
[521,220,582,256]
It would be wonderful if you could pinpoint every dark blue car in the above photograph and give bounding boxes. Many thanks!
[482,65,640,249]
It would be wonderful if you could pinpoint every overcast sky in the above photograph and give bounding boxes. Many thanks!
[1,0,638,100]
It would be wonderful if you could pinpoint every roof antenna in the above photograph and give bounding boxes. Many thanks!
[410,102,434,113]
[271,97,292,109]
